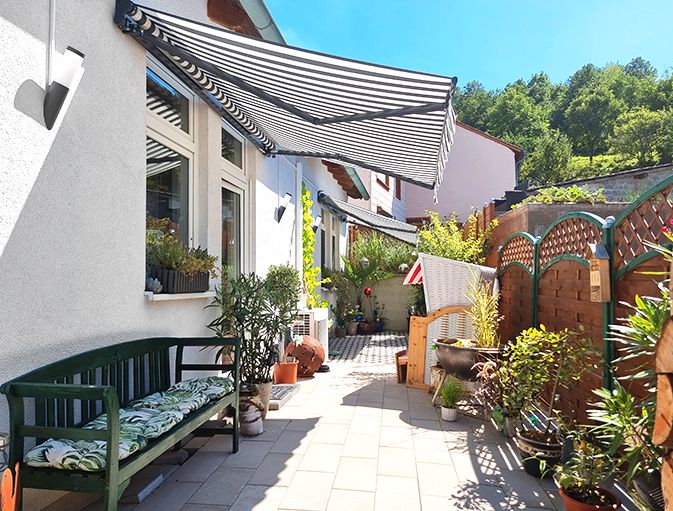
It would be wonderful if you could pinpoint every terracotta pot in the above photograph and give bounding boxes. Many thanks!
[255,381,272,419]
[559,486,621,511]
[346,322,358,335]
[274,361,298,384]
[515,430,563,478]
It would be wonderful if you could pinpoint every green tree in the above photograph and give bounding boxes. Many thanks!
[551,64,600,129]
[610,108,664,166]
[624,57,657,79]
[453,81,494,130]
[565,85,624,162]
[655,109,673,164]
[520,129,573,185]
[485,86,548,146]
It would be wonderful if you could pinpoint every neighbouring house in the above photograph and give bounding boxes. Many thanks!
[0,0,458,463]
[350,121,523,224]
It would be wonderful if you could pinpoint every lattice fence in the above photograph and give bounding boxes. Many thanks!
[537,215,603,270]
[499,233,535,273]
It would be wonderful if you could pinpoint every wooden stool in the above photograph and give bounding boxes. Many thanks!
[395,350,408,383]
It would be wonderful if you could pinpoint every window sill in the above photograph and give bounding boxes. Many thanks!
[144,291,216,302]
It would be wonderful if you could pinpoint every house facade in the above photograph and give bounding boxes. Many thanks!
[350,122,523,223]
[0,0,357,438]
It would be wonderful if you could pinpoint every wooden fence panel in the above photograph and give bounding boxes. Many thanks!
[499,266,532,343]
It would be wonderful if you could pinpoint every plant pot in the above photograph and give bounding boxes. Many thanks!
[346,322,359,336]
[376,320,384,333]
[239,390,264,436]
[335,327,347,337]
[148,268,209,294]
[274,361,298,384]
[433,340,502,381]
[559,486,622,511]
[358,322,377,335]
[633,472,664,511]
[441,406,458,422]
[515,430,563,478]
[255,381,273,419]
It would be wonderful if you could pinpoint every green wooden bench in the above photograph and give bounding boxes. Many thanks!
[0,337,240,511]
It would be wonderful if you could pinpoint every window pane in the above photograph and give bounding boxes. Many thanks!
[146,68,190,133]
[146,137,189,242]
[222,188,242,276]
[222,128,243,168]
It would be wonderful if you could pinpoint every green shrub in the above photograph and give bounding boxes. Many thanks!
[349,231,416,274]
[467,279,503,348]
[513,185,607,209]
[565,154,638,180]
[417,211,497,265]
[441,376,464,408]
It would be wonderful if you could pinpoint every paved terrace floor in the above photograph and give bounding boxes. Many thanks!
[70,332,561,511]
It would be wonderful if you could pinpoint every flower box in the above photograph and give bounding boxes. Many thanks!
[149,268,209,294]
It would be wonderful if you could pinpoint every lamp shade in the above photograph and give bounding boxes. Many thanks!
[44,46,85,130]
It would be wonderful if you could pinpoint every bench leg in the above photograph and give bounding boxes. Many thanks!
[103,490,118,511]
[233,401,240,453]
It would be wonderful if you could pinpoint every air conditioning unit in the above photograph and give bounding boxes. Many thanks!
[292,308,329,363]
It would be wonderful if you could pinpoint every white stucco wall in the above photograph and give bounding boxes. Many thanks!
[405,124,517,222]
[348,170,406,221]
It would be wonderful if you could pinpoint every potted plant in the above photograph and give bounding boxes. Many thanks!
[326,270,357,337]
[274,335,300,384]
[146,216,218,294]
[554,432,622,511]
[373,302,386,333]
[440,376,464,421]
[346,308,360,336]
[433,278,503,381]
[512,326,596,478]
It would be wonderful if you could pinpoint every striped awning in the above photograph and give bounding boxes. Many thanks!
[318,193,418,245]
[402,259,423,285]
[115,2,457,196]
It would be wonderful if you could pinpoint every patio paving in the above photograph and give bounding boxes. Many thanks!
[112,333,562,511]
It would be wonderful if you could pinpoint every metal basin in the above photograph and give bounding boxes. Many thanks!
[433,340,502,381]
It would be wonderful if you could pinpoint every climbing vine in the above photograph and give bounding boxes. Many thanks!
[301,183,328,308]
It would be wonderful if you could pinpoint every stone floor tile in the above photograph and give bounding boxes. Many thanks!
[222,441,274,469]
[409,404,440,421]
[249,453,303,487]
[228,484,287,511]
[379,426,413,449]
[172,451,227,483]
[333,457,377,492]
[349,415,382,435]
[134,482,200,511]
[342,433,380,459]
[380,409,411,428]
[353,405,383,417]
[180,505,230,511]
[311,423,350,445]
[374,475,421,511]
[377,447,417,477]
[188,468,254,506]
[200,435,234,453]
[279,471,335,511]
[298,443,343,472]
[245,420,290,443]
[450,451,502,486]
[447,482,511,510]
[410,420,446,440]
[420,494,451,511]
[320,406,355,424]
[416,462,460,497]
[412,437,453,465]
[270,429,315,455]
[326,489,375,511]
[285,417,321,432]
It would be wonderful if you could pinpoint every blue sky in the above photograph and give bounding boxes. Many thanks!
[265,0,673,90]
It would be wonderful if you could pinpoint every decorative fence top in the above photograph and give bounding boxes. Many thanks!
[537,212,605,272]
[613,177,673,276]
[499,233,536,275]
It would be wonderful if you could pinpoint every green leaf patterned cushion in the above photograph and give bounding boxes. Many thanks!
[24,376,233,471]
[173,376,234,400]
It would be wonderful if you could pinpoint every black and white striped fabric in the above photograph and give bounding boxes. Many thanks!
[116,2,457,195]
[319,193,418,245]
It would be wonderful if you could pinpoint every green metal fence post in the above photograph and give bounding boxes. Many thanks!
[531,236,540,328]
[602,216,616,390]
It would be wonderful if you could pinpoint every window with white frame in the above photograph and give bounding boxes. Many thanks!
[145,63,195,244]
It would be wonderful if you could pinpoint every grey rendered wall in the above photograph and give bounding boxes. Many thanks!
[0,0,221,438]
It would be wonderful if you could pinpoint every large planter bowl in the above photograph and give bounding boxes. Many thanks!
[515,430,563,478]
[559,486,621,511]
[433,340,502,381]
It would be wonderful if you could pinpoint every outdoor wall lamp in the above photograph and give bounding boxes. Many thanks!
[44,46,85,130]
[312,216,322,231]
[276,192,292,222]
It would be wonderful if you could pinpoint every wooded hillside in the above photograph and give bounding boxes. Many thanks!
[454,57,673,186]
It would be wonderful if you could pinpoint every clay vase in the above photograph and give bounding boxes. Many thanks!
[286,335,325,377]
[274,361,299,384]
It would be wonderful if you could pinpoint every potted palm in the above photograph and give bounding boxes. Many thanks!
[512,326,596,477]
[440,376,464,422]
[555,432,622,510]
[433,278,503,381]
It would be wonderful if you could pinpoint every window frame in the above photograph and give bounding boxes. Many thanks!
[221,182,246,277]
[221,119,246,175]
[377,173,390,190]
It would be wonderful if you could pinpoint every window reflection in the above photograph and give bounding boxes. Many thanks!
[146,68,190,133]
[222,188,242,276]
[222,128,243,168]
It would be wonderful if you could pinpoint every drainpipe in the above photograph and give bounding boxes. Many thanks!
[295,161,303,284]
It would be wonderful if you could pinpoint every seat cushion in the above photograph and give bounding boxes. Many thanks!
[24,375,234,471]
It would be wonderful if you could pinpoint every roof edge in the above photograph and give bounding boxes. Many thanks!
[456,121,524,157]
